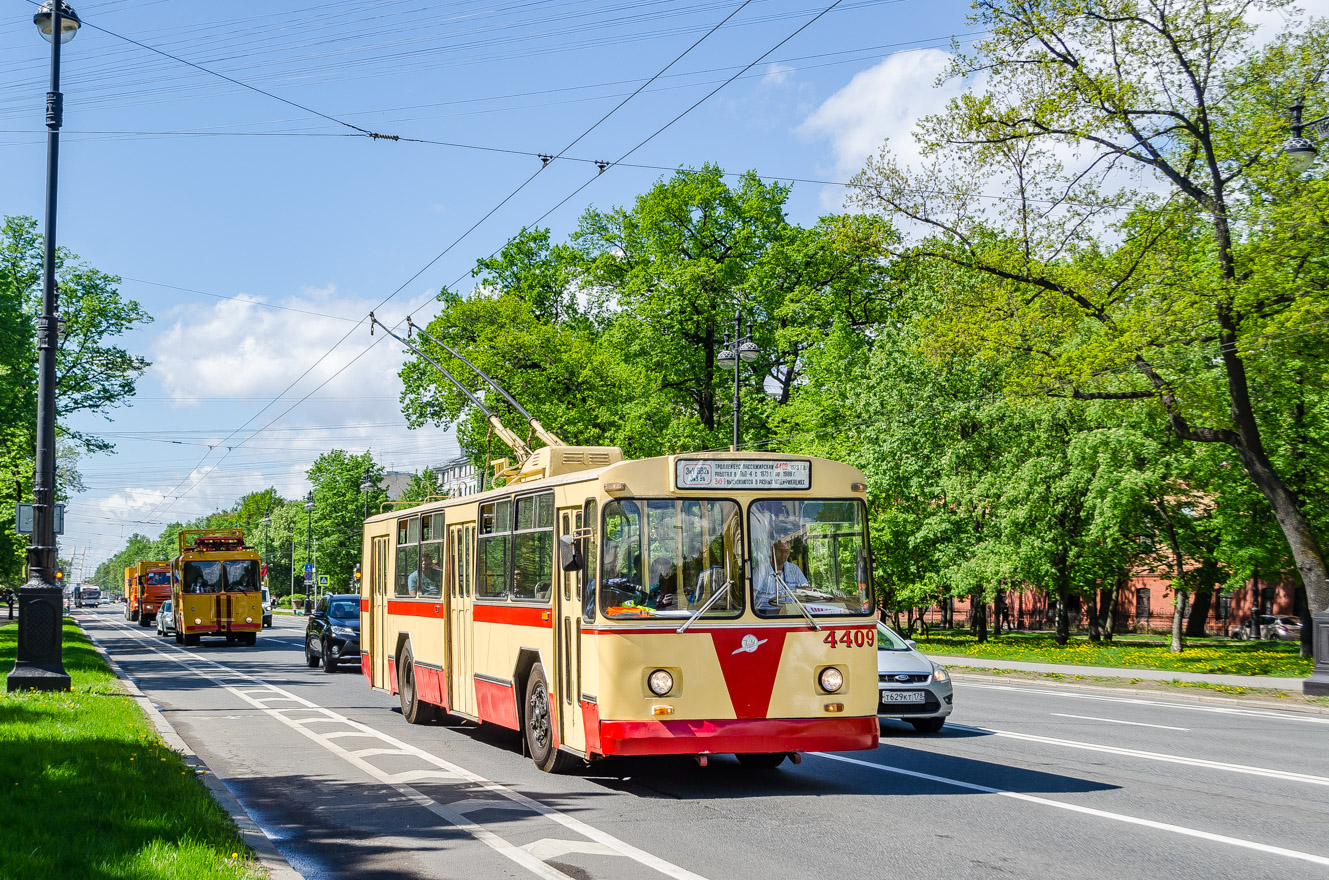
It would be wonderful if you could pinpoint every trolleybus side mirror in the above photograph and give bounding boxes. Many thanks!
[559,534,584,573]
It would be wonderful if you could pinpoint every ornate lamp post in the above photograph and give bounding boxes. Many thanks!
[1277,101,1329,696]
[716,307,760,452]
[361,468,374,520]
[304,491,315,605]
[8,2,81,693]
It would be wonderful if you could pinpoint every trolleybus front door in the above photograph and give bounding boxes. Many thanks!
[370,536,389,689]
[448,523,477,717]
[555,506,587,753]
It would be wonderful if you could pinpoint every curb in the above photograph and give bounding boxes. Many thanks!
[76,617,303,880]
[948,669,1329,716]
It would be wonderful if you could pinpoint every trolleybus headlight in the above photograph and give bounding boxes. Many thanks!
[194,618,202,626]
[245,617,253,624]
[819,667,844,693]
[648,669,674,696]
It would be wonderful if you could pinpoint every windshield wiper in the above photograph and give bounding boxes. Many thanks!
[677,580,733,633]
[774,572,821,631]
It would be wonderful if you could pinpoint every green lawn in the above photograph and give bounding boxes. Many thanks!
[914,630,1312,677]
[0,619,264,880]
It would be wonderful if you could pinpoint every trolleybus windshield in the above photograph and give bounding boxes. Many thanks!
[183,560,260,593]
[599,498,743,620]
[749,499,873,617]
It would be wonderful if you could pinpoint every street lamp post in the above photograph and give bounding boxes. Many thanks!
[304,491,315,606]
[361,468,374,520]
[1277,103,1329,696]
[8,2,81,693]
[260,513,271,597]
[716,306,760,452]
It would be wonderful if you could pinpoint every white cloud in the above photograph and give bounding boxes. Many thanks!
[763,62,795,87]
[799,49,967,203]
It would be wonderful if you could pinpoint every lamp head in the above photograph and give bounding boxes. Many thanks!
[1283,135,1318,173]
[738,340,760,363]
[34,2,80,44]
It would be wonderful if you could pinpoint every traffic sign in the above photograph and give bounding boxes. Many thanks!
[317,575,330,587]
[303,575,312,587]
[303,563,314,575]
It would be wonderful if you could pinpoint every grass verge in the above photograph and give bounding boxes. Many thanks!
[913,630,1311,677]
[0,618,264,880]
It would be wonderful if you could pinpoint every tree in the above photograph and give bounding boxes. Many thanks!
[308,451,384,592]
[853,1,1329,653]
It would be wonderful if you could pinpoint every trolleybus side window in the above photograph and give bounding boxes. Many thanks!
[599,499,743,619]
[395,517,420,597]
[748,499,874,618]
[512,493,554,603]
[582,500,596,623]
[477,500,511,599]
[420,514,444,599]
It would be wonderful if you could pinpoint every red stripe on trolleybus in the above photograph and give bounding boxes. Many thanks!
[360,598,369,613]
[473,604,553,628]
[709,629,788,719]
[386,601,445,618]
[414,663,449,710]
[597,716,878,757]
[475,676,519,730]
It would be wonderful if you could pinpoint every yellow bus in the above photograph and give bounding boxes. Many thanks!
[171,529,263,646]
[123,565,136,619]
[359,447,880,772]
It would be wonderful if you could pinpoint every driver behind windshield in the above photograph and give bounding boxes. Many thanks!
[754,538,809,612]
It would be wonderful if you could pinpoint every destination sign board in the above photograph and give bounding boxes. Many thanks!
[675,459,811,491]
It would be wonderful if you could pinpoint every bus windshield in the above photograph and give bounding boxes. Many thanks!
[748,500,873,617]
[183,560,260,593]
[598,498,743,620]
[145,571,171,586]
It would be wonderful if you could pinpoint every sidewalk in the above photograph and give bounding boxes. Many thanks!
[925,653,1307,692]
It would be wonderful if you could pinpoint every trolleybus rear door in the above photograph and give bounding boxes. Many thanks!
[555,506,587,753]
[370,536,389,689]
[448,523,477,717]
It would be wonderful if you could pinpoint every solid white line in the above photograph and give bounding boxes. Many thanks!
[963,682,1329,725]
[1051,713,1188,731]
[813,753,1329,868]
[949,724,1329,787]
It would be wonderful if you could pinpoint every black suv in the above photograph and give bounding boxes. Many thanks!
[305,594,361,673]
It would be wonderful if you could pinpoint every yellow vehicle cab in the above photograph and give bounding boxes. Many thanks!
[171,529,263,647]
[360,448,879,772]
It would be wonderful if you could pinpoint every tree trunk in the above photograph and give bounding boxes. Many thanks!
[1156,500,1187,654]
[1170,591,1187,654]
[1087,590,1102,643]
[942,596,952,629]
[973,592,988,644]
[1296,587,1312,660]
[1186,590,1212,638]
[1251,567,1261,640]
[1054,585,1070,645]
[1099,577,1119,643]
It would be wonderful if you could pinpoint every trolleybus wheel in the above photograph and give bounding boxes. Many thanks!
[322,639,338,673]
[524,664,578,774]
[242,632,257,647]
[185,633,200,647]
[226,634,236,645]
[174,628,183,644]
[398,646,437,725]
[736,752,786,770]
[305,638,319,668]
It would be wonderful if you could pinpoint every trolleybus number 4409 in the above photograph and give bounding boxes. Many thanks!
[823,629,874,648]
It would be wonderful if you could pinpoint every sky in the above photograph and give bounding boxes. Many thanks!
[0,0,1316,577]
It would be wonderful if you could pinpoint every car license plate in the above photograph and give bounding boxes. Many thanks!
[881,690,925,704]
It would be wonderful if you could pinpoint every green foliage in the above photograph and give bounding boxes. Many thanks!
[308,450,383,591]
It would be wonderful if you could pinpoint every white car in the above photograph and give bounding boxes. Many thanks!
[877,622,953,732]
[156,599,177,637]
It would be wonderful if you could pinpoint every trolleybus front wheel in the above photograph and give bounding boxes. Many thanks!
[524,664,578,774]
[185,633,200,647]
[736,752,786,770]
[242,632,257,647]
[398,646,438,725]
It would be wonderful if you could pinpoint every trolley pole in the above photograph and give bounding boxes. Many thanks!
[9,2,80,693]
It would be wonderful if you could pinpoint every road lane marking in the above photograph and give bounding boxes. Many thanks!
[1051,713,1188,731]
[99,616,711,880]
[963,682,1329,725]
[949,724,1329,787]
[813,752,1329,868]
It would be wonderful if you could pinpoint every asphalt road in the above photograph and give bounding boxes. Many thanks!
[75,605,1329,880]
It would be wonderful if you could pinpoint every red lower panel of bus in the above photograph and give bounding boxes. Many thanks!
[596,716,879,757]
[361,654,371,682]
[475,677,519,730]
[415,663,449,709]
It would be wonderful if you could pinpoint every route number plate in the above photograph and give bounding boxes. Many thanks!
[880,691,925,703]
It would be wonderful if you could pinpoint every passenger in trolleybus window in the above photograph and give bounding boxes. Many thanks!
[409,548,442,595]
[753,539,809,612]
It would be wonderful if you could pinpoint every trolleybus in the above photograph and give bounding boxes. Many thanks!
[171,529,263,646]
[359,447,880,772]
[125,560,172,627]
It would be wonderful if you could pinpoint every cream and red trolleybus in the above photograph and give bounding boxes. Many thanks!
[359,447,880,772]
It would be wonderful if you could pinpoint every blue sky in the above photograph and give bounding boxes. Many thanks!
[1,0,1306,574]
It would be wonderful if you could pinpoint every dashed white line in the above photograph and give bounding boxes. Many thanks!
[1051,713,1189,731]
[813,752,1329,867]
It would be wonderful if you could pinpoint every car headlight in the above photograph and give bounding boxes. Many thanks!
[332,626,357,638]
[931,663,950,683]
[648,669,674,696]
[819,667,844,693]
